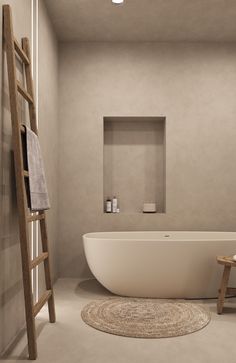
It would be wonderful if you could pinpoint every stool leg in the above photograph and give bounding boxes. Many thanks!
[217,265,231,314]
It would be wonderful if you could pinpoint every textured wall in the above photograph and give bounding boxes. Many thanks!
[0,0,58,355]
[38,0,59,286]
[58,42,236,277]
[0,0,32,354]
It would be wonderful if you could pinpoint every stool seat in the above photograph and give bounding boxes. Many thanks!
[217,256,236,266]
[217,255,236,314]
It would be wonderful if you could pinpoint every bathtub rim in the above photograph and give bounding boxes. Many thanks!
[83,231,236,243]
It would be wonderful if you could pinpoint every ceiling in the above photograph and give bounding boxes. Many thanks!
[44,0,236,42]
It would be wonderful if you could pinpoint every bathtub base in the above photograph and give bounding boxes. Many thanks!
[83,231,236,299]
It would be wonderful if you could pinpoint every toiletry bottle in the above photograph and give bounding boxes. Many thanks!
[112,196,117,213]
[106,198,112,213]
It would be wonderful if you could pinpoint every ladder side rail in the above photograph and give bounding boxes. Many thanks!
[39,216,56,323]
[22,37,38,134]
[22,36,56,324]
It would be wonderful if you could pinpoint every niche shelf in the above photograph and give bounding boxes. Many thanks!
[103,116,166,214]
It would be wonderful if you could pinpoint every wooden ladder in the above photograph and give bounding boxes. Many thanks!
[3,5,56,360]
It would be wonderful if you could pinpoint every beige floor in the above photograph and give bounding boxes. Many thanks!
[2,278,236,363]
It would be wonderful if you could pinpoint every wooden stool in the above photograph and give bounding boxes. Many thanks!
[217,256,236,314]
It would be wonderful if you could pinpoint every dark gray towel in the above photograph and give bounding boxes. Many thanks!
[25,126,50,211]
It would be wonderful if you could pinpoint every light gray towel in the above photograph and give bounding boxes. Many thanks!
[25,126,50,211]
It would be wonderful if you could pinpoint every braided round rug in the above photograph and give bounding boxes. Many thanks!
[81,297,210,338]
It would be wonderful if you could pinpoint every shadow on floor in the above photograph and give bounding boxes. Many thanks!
[75,278,113,299]
[207,298,236,319]
[211,306,236,315]
[0,321,47,361]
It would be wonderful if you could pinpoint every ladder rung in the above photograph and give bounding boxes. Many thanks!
[33,290,52,317]
[17,81,34,104]
[14,38,30,65]
[28,214,45,222]
[24,170,29,177]
[31,252,48,269]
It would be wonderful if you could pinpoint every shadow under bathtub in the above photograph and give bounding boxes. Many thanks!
[75,279,113,299]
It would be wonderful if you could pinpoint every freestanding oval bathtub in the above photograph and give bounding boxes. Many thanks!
[83,231,236,298]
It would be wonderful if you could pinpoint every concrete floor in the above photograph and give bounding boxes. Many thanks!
[2,278,236,363]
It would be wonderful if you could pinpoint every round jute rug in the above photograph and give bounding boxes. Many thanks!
[81,298,211,338]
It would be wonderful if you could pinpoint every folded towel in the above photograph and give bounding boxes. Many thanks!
[25,126,50,211]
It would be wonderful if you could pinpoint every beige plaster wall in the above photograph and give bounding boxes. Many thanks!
[0,0,32,354]
[38,0,59,285]
[58,42,236,277]
[0,0,58,354]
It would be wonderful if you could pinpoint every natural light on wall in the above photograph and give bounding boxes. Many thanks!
[31,0,39,303]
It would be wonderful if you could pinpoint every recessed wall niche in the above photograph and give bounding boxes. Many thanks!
[104,117,166,214]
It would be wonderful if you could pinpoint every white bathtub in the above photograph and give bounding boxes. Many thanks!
[83,231,236,298]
